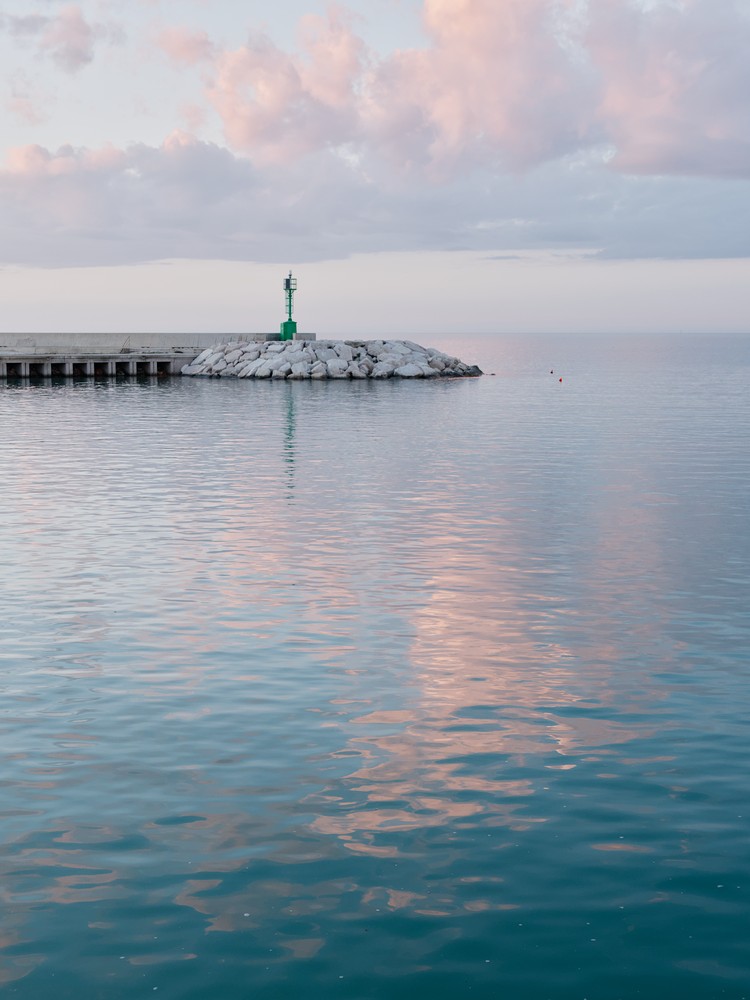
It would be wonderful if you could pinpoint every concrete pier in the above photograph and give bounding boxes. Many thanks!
[0,332,316,380]
[0,329,319,381]
[0,354,186,379]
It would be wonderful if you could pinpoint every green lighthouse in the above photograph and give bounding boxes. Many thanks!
[280,271,297,341]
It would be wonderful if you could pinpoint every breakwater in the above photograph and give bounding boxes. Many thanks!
[181,339,482,379]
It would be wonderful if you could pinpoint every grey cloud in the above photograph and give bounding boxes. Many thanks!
[2,136,750,268]
[0,6,123,73]
[0,14,49,36]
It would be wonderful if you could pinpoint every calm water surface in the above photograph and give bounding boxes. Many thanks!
[0,333,749,999]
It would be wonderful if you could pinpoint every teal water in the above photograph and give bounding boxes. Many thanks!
[0,333,748,999]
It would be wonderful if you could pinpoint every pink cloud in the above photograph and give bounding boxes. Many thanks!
[364,0,598,173]
[188,0,597,172]
[41,5,98,72]
[5,142,126,177]
[157,26,215,66]
[362,0,750,177]
[7,95,47,125]
[6,72,49,125]
[204,8,366,162]
[172,0,750,179]
[587,0,750,177]
[3,0,750,270]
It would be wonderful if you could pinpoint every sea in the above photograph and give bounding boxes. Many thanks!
[0,332,748,1000]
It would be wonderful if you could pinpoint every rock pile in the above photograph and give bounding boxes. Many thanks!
[181,340,482,380]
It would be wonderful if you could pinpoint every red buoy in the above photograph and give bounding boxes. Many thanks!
[559,377,563,382]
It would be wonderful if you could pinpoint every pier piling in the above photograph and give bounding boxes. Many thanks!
[0,353,187,380]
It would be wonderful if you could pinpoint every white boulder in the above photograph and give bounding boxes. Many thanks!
[371,361,396,378]
[326,358,349,376]
[315,347,337,362]
[181,337,480,380]
[394,363,423,378]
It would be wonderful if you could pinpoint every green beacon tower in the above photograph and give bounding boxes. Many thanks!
[280,271,297,341]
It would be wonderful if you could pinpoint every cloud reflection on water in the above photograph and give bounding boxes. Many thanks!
[299,436,683,859]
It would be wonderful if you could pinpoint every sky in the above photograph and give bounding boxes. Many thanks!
[1,0,750,335]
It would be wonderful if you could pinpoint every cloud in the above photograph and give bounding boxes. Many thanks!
[200,0,595,171]
[0,4,123,73]
[0,14,49,37]
[205,7,366,163]
[157,26,215,66]
[363,0,599,173]
[0,132,257,265]
[587,0,750,177]
[2,130,750,268]
[41,4,102,72]
[3,0,750,269]
[5,72,50,125]
[165,0,750,180]
[0,131,419,266]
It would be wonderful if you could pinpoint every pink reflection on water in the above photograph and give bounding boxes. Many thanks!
[303,455,682,856]
[0,935,43,987]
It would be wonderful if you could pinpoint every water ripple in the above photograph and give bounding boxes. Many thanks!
[0,336,749,998]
